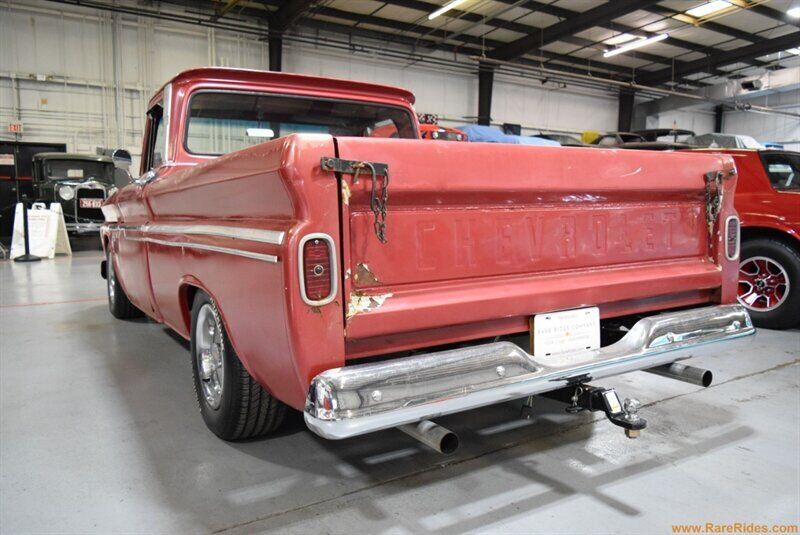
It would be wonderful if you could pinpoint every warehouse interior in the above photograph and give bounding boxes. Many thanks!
[1,1,799,533]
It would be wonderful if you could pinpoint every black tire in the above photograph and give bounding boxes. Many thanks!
[190,291,286,440]
[738,237,800,330]
[106,249,144,319]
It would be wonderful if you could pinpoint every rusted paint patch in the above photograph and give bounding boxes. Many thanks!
[346,291,392,320]
[354,262,381,285]
[341,180,351,205]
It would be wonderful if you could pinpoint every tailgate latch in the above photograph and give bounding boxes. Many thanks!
[321,157,390,244]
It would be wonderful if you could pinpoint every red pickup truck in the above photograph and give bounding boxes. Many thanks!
[101,68,753,449]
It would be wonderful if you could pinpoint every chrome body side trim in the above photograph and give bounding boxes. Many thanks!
[103,224,140,232]
[145,224,285,245]
[104,223,285,246]
[67,222,103,234]
[298,233,338,306]
[304,305,754,439]
[725,215,741,261]
[128,236,279,263]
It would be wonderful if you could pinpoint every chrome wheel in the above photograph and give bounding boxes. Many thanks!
[195,302,225,410]
[738,256,790,312]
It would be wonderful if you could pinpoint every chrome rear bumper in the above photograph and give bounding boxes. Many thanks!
[305,305,754,439]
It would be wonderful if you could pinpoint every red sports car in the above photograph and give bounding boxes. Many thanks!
[419,124,468,141]
[709,149,799,329]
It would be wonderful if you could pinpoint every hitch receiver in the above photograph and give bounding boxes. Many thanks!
[540,384,647,438]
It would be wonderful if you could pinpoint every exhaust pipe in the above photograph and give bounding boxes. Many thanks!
[645,362,713,387]
[398,420,459,454]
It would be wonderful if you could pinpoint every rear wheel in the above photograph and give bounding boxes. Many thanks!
[738,237,800,330]
[190,291,287,440]
[106,249,143,319]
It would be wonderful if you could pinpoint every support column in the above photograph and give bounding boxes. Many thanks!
[714,105,724,132]
[478,63,494,126]
[268,31,283,72]
[617,88,635,132]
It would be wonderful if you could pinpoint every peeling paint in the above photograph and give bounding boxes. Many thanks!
[346,291,392,320]
[354,263,381,285]
[344,268,351,280]
[341,180,351,205]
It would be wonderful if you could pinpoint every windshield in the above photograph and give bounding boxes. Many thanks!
[761,152,800,191]
[44,160,114,183]
[688,134,764,149]
[185,91,417,155]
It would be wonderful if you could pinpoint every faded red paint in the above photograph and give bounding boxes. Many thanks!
[102,68,740,411]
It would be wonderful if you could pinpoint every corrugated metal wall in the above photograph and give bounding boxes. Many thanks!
[2,0,795,174]
[0,1,621,173]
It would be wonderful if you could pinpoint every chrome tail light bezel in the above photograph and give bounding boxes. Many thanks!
[298,233,338,306]
[725,215,741,261]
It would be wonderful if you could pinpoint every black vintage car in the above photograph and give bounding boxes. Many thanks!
[32,152,116,234]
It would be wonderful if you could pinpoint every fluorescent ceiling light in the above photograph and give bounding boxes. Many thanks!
[686,1,731,18]
[428,0,469,20]
[246,128,275,138]
[788,6,800,18]
[786,48,800,55]
[604,33,639,45]
[603,33,668,58]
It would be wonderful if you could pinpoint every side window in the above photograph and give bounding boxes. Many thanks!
[146,103,166,171]
[762,153,800,191]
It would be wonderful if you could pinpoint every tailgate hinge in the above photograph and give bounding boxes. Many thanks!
[704,170,725,237]
[321,157,390,244]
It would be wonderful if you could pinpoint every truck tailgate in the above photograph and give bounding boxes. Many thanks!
[333,138,734,345]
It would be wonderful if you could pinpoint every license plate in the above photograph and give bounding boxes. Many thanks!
[532,306,600,357]
[80,198,103,208]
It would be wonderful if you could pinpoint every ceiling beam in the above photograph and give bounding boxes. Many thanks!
[383,0,679,67]
[639,30,800,84]
[728,0,800,29]
[642,5,767,43]
[210,0,242,22]
[308,5,641,78]
[488,0,659,61]
[296,17,633,82]
[210,0,711,87]
[496,0,768,67]
[270,0,316,30]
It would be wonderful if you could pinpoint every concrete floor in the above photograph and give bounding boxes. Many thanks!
[1,251,798,534]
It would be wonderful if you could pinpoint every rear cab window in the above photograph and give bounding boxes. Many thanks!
[184,91,417,156]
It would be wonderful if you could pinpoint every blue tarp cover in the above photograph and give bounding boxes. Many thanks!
[457,124,561,146]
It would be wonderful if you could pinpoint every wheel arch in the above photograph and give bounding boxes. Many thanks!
[740,226,800,254]
[177,276,205,337]
[177,277,279,398]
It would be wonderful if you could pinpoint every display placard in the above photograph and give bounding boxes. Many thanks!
[10,203,72,259]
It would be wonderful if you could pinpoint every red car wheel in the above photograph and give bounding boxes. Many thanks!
[737,238,800,330]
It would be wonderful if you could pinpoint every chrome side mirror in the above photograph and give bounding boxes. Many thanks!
[111,149,133,169]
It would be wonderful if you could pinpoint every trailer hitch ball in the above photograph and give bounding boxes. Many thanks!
[623,398,642,439]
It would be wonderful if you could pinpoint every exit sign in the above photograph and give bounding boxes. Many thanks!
[7,122,23,133]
